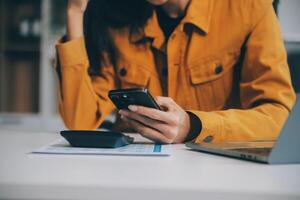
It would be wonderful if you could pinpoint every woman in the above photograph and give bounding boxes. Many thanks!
[55,0,295,144]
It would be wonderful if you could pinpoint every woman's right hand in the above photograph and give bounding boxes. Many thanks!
[66,0,89,40]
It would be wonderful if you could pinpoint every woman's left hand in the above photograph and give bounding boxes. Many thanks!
[119,96,190,144]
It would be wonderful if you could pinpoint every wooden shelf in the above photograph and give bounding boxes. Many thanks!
[0,0,65,119]
[0,0,68,132]
[0,0,41,113]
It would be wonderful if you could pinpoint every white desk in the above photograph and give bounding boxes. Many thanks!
[0,130,300,200]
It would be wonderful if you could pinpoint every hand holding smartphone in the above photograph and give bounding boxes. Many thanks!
[109,88,192,144]
[108,88,161,110]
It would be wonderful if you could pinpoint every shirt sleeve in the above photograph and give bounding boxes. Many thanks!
[55,37,117,130]
[189,2,296,144]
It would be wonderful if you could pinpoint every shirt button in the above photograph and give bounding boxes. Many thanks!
[119,67,127,77]
[96,110,101,118]
[203,135,214,143]
[215,65,223,75]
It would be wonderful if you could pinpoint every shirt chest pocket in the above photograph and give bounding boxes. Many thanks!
[188,51,240,110]
[116,57,151,89]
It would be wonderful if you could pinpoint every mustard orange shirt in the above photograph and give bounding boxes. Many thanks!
[55,0,296,144]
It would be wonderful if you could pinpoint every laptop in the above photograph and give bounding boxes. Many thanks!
[185,94,300,164]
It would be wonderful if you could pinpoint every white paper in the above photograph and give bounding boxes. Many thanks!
[32,139,172,156]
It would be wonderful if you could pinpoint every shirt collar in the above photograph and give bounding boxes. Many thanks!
[130,0,215,46]
[183,0,215,33]
[130,11,164,49]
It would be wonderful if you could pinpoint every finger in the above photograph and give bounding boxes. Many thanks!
[119,110,169,133]
[127,105,174,124]
[121,116,171,144]
[120,110,178,139]
[155,96,178,110]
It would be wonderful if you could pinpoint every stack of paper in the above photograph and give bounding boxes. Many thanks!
[32,139,172,156]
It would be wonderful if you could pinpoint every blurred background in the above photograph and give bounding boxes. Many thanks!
[0,0,299,132]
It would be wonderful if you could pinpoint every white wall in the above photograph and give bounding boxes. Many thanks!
[278,0,300,42]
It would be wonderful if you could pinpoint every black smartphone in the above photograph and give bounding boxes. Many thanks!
[108,88,161,110]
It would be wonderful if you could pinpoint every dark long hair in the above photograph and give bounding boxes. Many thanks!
[83,0,153,75]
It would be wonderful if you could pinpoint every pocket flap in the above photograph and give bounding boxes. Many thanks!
[189,51,240,85]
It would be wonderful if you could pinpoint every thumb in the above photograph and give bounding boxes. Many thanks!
[155,96,176,111]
